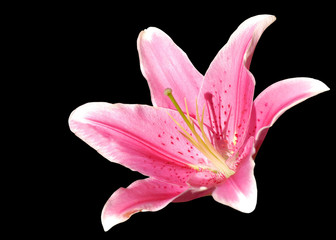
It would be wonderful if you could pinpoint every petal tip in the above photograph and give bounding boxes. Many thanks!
[212,189,257,214]
[239,199,257,214]
[313,80,330,93]
[259,14,276,23]
[233,190,257,214]
[267,14,277,23]
[296,77,330,95]
[101,214,123,232]
[101,203,128,232]
[68,102,103,130]
[138,26,160,43]
[68,104,87,132]
[243,14,276,29]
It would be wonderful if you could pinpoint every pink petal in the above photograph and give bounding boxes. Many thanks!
[101,178,188,231]
[198,15,276,149]
[250,77,330,153]
[69,102,202,185]
[137,27,203,115]
[212,137,257,213]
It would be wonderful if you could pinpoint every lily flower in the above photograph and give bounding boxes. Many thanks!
[69,15,329,231]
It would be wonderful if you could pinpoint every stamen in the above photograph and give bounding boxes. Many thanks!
[164,88,235,178]
[165,88,194,131]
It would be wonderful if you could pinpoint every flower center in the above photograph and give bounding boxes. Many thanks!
[164,88,235,178]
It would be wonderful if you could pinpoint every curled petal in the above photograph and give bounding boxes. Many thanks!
[101,178,188,231]
[250,77,330,153]
[137,27,203,115]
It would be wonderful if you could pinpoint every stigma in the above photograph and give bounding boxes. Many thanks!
[164,88,235,178]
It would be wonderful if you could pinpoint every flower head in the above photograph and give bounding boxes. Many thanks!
[69,15,329,231]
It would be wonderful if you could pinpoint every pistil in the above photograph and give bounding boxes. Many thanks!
[164,88,235,178]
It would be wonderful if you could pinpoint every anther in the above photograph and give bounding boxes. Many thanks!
[164,88,172,96]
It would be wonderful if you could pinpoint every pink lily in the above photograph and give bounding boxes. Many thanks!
[69,15,329,231]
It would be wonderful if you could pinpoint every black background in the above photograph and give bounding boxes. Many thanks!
[19,2,335,238]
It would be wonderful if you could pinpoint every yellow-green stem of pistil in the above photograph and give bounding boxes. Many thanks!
[164,88,235,178]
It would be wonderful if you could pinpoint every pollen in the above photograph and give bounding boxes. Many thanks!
[164,88,235,178]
